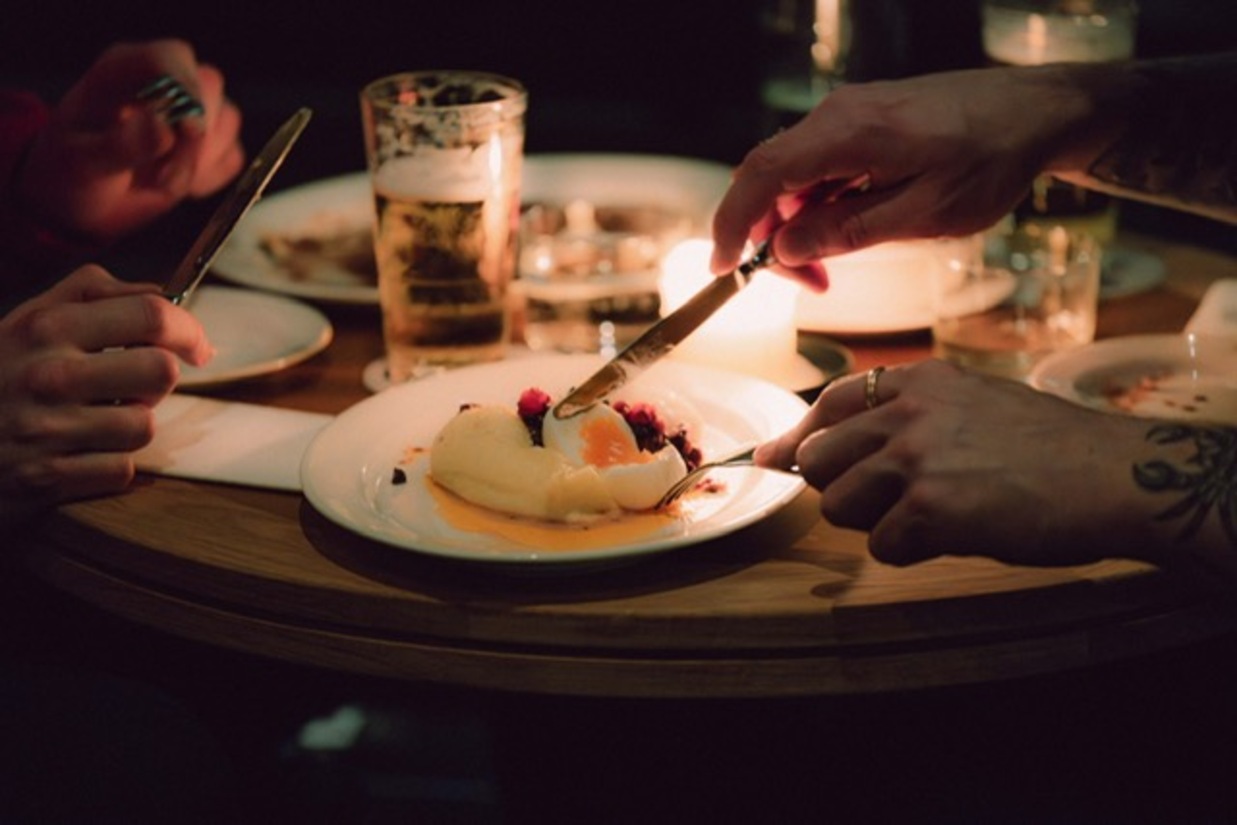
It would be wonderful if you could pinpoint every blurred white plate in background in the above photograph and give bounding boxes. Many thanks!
[211,154,733,305]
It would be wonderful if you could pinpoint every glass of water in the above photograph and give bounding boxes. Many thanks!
[933,223,1102,381]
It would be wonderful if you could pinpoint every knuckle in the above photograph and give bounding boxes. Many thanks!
[124,407,157,449]
[12,456,63,493]
[18,306,71,348]
[131,294,176,343]
[818,490,848,525]
[899,481,940,521]
[738,139,784,181]
[8,407,58,445]
[22,357,79,402]
[139,348,181,393]
[835,208,872,250]
[68,263,113,289]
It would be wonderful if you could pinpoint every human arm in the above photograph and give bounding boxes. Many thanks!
[1,39,243,258]
[711,54,1237,285]
[0,264,212,524]
[755,360,1237,584]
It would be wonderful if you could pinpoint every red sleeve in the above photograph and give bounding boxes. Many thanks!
[0,91,48,185]
[0,90,101,287]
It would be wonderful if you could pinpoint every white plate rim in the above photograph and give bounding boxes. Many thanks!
[177,286,334,388]
[212,153,734,305]
[300,354,809,566]
[1029,333,1237,417]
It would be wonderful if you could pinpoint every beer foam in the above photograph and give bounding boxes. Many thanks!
[373,151,496,203]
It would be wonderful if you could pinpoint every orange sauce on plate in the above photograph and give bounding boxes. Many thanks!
[424,476,680,552]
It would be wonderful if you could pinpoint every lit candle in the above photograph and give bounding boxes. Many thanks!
[658,239,807,386]
[813,0,844,72]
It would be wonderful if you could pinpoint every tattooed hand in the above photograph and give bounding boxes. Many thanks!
[755,360,1237,580]
[712,54,1237,281]
[1135,425,1237,546]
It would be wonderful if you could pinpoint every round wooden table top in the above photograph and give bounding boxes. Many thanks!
[20,234,1237,698]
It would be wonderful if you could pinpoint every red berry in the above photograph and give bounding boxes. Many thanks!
[517,387,552,419]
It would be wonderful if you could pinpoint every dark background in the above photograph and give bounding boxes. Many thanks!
[2,5,1237,821]
[2,0,1233,158]
[0,0,1233,250]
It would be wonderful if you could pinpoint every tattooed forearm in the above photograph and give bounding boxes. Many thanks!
[1088,54,1237,213]
[1134,424,1237,545]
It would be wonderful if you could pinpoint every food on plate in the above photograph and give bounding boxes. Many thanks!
[1098,369,1227,418]
[1100,370,1172,412]
[258,224,376,283]
[428,388,702,522]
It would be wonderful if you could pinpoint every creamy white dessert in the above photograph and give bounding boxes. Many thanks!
[428,394,692,522]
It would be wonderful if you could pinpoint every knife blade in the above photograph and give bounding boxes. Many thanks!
[162,107,313,305]
[551,240,775,419]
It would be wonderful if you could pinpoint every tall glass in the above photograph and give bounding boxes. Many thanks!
[361,71,526,383]
[933,224,1102,380]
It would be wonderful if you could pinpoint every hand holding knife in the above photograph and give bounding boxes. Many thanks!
[551,173,870,420]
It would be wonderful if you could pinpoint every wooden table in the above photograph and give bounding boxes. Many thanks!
[18,233,1237,699]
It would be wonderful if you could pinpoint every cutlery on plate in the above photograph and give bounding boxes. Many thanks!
[653,444,801,510]
[551,240,775,420]
[550,174,871,420]
[161,107,313,306]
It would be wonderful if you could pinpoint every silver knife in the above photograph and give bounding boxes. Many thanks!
[162,107,313,305]
[552,240,775,419]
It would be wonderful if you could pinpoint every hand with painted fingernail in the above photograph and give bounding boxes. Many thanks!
[15,38,245,242]
[0,264,213,523]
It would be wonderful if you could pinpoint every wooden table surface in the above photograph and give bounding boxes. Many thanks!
[19,233,1237,699]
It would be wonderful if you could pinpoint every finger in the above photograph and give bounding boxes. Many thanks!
[774,180,930,263]
[10,451,137,504]
[794,417,892,493]
[712,127,871,274]
[58,39,203,129]
[769,259,829,292]
[187,92,245,197]
[7,401,156,453]
[21,292,212,365]
[867,493,948,567]
[816,452,907,533]
[18,265,157,310]
[823,364,906,419]
[25,348,182,406]
[146,66,219,194]
[753,370,872,470]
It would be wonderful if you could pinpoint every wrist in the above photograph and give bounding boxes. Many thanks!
[1029,62,1146,177]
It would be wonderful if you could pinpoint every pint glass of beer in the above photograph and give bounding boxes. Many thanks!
[361,71,526,383]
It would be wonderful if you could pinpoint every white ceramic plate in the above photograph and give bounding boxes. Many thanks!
[1029,333,1237,422]
[301,354,809,566]
[178,286,333,388]
[212,154,733,305]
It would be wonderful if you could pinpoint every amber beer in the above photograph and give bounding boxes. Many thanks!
[361,71,526,383]
[373,161,518,380]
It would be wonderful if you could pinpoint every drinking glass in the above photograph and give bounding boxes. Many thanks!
[933,224,1102,380]
[360,71,526,383]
